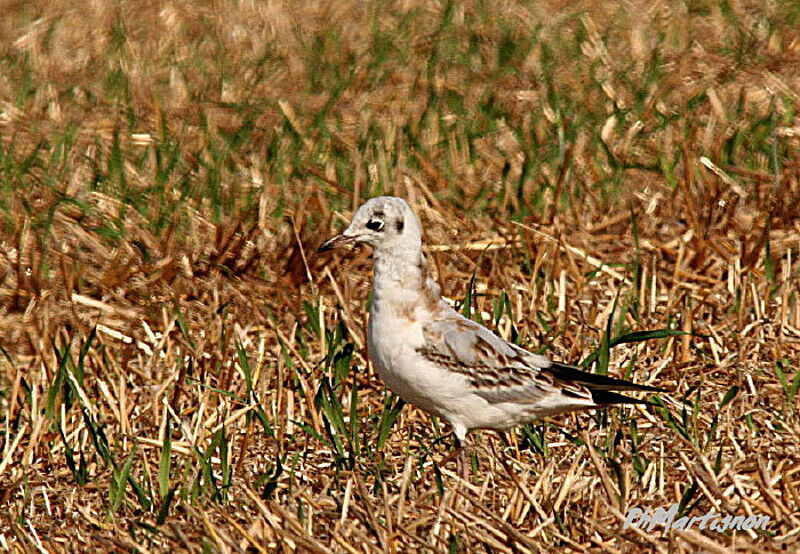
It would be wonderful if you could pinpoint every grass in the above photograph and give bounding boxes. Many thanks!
[1,0,799,551]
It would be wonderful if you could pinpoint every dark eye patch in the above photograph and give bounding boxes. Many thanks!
[395,218,404,232]
[366,219,384,231]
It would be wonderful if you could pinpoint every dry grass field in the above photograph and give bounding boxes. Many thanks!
[1,0,799,551]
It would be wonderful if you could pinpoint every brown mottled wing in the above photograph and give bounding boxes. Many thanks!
[417,315,593,404]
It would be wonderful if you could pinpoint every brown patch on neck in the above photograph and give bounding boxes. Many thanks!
[393,255,444,321]
[416,254,445,314]
[396,301,418,322]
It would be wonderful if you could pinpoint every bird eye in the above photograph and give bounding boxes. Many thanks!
[366,219,384,231]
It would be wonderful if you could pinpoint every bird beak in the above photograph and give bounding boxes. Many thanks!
[317,233,356,253]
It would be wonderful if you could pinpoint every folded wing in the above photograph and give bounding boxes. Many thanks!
[417,313,664,407]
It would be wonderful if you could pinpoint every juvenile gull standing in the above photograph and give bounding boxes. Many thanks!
[318,197,664,472]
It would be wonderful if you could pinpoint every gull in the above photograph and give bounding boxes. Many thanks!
[318,196,665,474]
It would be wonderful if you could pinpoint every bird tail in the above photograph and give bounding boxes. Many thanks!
[589,389,658,407]
[546,361,666,407]
[547,361,667,393]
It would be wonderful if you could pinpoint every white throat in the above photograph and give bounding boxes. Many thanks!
[370,239,446,319]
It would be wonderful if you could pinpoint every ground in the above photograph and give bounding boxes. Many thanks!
[1,0,799,552]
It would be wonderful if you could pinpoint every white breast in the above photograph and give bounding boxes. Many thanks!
[367,307,465,416]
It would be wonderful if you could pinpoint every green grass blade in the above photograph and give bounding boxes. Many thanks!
[376,395,405,451]
[719,385,739,409]
[110,446,137,512]
[582,328,691,370]
[159,422,172,500]
[597,290,619,375]
[156,486,178,525]
[236,339,253,392]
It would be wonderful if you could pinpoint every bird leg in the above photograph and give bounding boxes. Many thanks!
[437,434,471,480]
[455,436,470,481]
[438,439,461,467]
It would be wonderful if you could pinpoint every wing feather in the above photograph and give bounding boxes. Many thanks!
[415,310,661,411]
[417,315,593,404]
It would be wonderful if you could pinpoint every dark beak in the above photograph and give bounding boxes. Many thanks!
[317,234,356,253]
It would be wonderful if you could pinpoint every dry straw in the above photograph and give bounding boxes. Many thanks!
[1,0,799,551]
